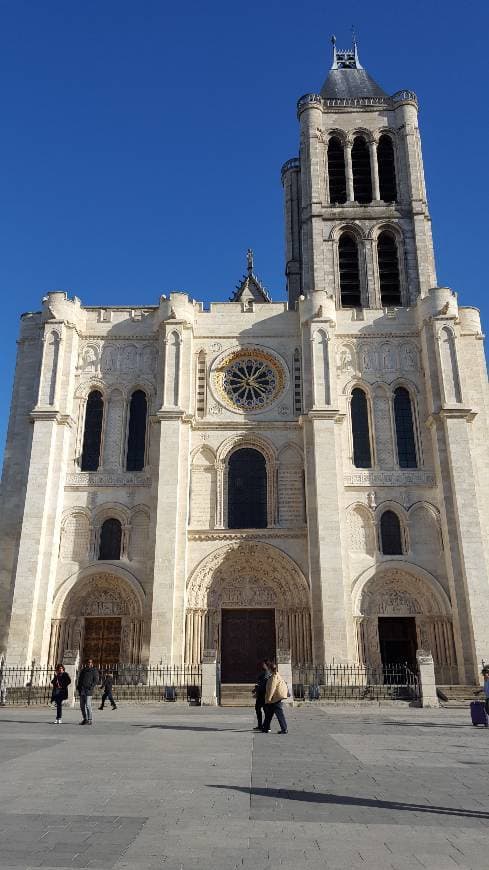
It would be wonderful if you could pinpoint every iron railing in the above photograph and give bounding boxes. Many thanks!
[292,663,420,702]
[76,663,202,703]
[0,661,53,706]
[0,663,202,705]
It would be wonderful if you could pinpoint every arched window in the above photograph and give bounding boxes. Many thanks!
[394,387,417,468]
[228,448,267,529]
[378,232,401,306]
[339,233,361,307]
[126,390,147,471]
[99,518,122,560]
[80,390,104,471]
[380,510,403,555]
[328,137,347,204]
[351,136,372,203]
[378,134,397,202]
[196,351,206,418]
[351,388,372,468]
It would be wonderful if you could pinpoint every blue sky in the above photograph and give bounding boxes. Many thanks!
[0,0,487,462]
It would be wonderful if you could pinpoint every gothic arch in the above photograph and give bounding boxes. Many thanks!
[328,221,365,242]
[216,434,278,528]
[184,543,312,666]
[216,433,277,466]
[53,564,146,620]
[352,562,451,618]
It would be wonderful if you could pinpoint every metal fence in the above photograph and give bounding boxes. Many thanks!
[292,663,420,702]
[0,661,53,706]
[0,662,202,705]
[84,664,202,703]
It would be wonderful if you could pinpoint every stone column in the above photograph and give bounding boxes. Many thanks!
[201,648,218,706]
[62,649,80,709]
[345,140,354,202]
[369,140,380,201]
[303,412,349,663]
[148,410,190,664]
[416,649,439,708]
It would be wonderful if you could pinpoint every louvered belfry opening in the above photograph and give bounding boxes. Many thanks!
[378,232,401,306]
[339,233,361,307]
[328,136,347,204]
[351,136,372,203]
[228,448,267,529]
[99,518,122,560]
[351,388,372,468]
[378,134,397,202]
[80,390,104,471]
[394,387,417,468]
[380,510,403,555]
[126,390,147,471]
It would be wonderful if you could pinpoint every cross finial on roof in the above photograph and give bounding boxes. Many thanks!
[246,248,254,275]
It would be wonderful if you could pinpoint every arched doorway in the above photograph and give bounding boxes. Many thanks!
[50,572,144,667]
[353,567,456,679]
[185,543,311,680]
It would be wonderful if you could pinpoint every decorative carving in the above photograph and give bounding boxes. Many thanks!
[61,573,142,619]
[208,404,223,415]
[79,343,100,373]
[186,542,309,610]
[367,491,377,509]
[380,342,399,372]
[101,344,119,374]
[121,345,137,374]
[337,344,356,372]
[347,507,375,556]
[400,342,418,371]
[60,513,90,562]
[210,342,222,353]
[278,405,290,416]
[373,390,394,468]
[129,511,150,560]
[359,344,377,373]
[344,470,435,487]
[357,570,445,619]
[66,473,151,487]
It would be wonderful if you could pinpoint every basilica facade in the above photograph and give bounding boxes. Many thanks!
[1,42,488,685]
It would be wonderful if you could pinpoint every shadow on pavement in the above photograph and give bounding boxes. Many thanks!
[209,785,489,820]
[130,724,250,733]
[382,721,477,728]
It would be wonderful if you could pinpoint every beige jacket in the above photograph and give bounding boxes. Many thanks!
[265,671,288,704]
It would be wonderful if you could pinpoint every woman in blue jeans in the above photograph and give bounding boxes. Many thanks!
[50,664,71,724]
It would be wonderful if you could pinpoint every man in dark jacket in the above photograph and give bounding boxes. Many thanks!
[76,659,99,725]
[252,661,270,731]
[99,672,117,711]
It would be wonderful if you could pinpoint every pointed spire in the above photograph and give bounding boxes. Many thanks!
[321,31,385,99]
[246,248,254,275]
[229,250,272,303]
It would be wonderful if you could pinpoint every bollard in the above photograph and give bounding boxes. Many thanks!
[62,649,80,708]
[416,649,439,708]
[201,649,218,706]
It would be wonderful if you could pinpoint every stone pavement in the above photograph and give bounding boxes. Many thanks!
[0,702,489,869]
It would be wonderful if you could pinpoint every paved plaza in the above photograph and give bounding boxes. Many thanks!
[0,702,488,869]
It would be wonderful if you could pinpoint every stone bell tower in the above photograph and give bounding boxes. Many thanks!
[282,37,437,308]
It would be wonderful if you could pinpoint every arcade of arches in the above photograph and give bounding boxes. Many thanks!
[48,558,457,682]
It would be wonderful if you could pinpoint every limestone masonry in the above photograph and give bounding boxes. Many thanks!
[1,40,488,685]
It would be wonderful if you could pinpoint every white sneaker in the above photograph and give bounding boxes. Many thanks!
[54,719,59,724]
[58,720,62,724]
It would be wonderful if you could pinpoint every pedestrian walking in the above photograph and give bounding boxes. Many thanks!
[262,659,289,734]
[77,658,99,725]
[252,661,269,731]
[99,672,117,711]
[50,663,71,724]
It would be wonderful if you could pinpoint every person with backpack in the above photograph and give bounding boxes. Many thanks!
[262,659,288,734]
[50,663,71,724]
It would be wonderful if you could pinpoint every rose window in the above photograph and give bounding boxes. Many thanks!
[212,348,286,413]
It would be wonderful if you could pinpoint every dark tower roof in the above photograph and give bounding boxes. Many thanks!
[320,37,387,100]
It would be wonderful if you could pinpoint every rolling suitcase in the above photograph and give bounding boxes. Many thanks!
[470,700,488,727]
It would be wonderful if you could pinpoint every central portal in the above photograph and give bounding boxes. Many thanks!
[221,609,276,683]
[82,617,122,666]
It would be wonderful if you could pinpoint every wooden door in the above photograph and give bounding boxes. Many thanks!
[221,609,275,683]
[82,618,122,667]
